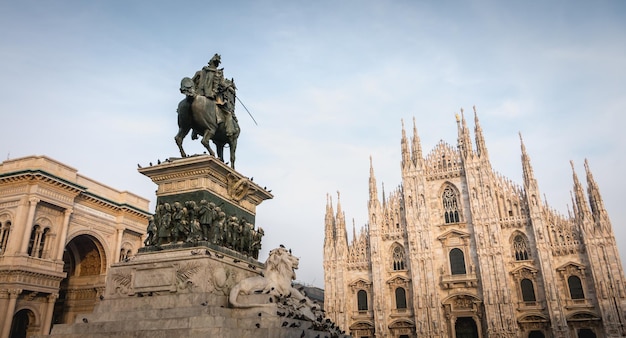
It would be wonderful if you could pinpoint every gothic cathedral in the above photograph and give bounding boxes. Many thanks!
[323,109,626,338]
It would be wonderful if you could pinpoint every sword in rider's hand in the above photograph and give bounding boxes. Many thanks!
[235,95,258,126]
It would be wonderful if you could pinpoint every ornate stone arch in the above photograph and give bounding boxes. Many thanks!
[510,231,531,261]
[119,240,134,262]
[64,232,109,276]
[437,229,476,288]
[442,293,484,337]
[566,310,602,333]
[439,182,462,224]
[388,319,415,337]
[386,275,411,311]
[390,242,407,271]
[10,307,39,337]
[556,262,593,309]
[0,210,14,222]
[66,230,111,272]
[510,265,542,309]
[349,321,375,337]
[13,303,42,327]
[0,211,13,255]
[29,216,55,258]
[518,312,550,335]
[349,278,372,313]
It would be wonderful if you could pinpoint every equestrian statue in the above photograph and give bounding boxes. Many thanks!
[175,53,240,168]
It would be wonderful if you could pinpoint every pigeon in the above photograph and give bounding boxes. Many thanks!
[282,321,288,327]
[82,318,88,323]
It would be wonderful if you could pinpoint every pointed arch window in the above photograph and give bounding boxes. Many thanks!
[357,290,368,311]
[521,278,536,302]
[395,287,407,309]
[513,234,530,261]
[449,248,466,275]
[568,276,585,299]
[443,186,460,223]
[0,221,11,255]
[392,245,406,271]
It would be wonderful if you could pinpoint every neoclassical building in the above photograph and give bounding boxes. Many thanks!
[0,155,150,337]
[324,110,626,338]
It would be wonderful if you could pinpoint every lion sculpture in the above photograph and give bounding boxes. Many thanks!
[229,247,317,316]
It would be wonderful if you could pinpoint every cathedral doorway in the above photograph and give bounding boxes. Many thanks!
[52,234,107,325]
[9,309,34,338]
[577,328,596,338]
[455,317,479,338]
[529,330,545,338]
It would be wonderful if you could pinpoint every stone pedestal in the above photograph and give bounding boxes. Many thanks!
[46,246,348,338]
[138,154,272,225]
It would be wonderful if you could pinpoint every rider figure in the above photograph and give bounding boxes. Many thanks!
[191,54,237,138]
[192,54,221,98]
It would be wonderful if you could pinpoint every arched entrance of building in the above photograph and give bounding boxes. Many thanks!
[455,317,478,338]
[52,234,107,325]
[529,330,545,338]
[9,309,35,338]
[578,328,596,338]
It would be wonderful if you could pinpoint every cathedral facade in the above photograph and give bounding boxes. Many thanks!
[0,155,150,337]
[323,111,626,338]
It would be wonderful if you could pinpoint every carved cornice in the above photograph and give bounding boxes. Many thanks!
[138,155,272,210]
[0,269,66,291]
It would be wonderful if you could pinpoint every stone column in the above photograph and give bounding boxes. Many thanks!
[19,197,40,254]
[1,289,22,338]
[113,227,124,263]
[41,293,58,335]
[55,208,73,261]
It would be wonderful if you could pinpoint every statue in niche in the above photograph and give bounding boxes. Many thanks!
[175,53,240,168]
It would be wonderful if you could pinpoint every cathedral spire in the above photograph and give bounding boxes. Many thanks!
[456,108,473,159]
[324,193,336,246]
[473,106,489,159]
[584,159,610,229]
[382,182,386,209]
[369,156,380,209]
[520,133,536,187]
[571,161,591,222]
[335,191,348,249]
[411,117,424,167]
[401,119,411,169]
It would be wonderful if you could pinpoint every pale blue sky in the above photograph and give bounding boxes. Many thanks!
[1,1,625,287]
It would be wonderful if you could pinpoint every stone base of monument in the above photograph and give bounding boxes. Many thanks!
[46,245,348,338]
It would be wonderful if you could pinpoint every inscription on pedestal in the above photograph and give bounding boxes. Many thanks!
[132,267,176,294]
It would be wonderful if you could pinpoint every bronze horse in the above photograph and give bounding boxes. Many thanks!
[175,77,240,168]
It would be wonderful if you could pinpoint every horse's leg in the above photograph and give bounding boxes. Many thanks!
[229,138,237,169]
[216,143,225,163]
[175,126,191,157]
[201,128,216,157]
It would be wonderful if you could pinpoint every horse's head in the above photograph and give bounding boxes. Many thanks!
[179,77,195,97]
